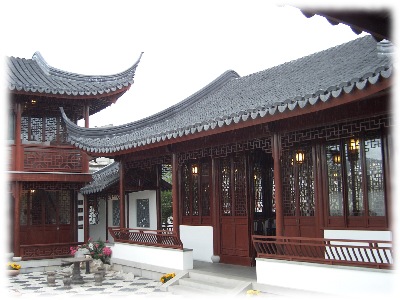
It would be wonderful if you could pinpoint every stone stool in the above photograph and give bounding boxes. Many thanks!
[46,271,56,287]
[94,271,103,286]
[62,272,72,289]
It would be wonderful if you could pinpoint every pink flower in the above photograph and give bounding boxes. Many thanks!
[102,247,112,256]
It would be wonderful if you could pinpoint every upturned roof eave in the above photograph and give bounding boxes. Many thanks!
[61,64,393,156]
[7,51,144,96]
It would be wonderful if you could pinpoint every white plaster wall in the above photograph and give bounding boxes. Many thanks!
[77,193,85,242]
[256,258,395,296]
[89,198,107,242]
[106,195,121,243]
[324,229,392,241]
[128,190,157,230]
[111,242,193,270]
[180,225,214,262]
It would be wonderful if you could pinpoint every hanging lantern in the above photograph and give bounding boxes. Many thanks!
[349,138,360,152]
[295,150,305,164]
[332,151,341,164]
[191,164,198,175]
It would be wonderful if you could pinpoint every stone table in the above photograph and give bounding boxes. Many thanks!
[61,257,93,284]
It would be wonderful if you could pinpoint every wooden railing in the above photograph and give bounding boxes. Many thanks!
[20,242,82,260]
[252,235,393,269]
[109,228,183,250]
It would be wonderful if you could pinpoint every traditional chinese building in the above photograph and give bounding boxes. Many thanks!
[61,34,394,269]
[7,51,143,259]
[6,9,395,296]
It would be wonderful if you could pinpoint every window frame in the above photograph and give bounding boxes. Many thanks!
[323,133,389,229]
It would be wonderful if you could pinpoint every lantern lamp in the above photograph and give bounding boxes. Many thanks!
[349,138,360,152]
[332,152,341,164]
[191,164,198,175]
[295,150,305,164]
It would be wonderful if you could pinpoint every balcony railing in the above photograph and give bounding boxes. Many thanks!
[109,228,183,250]
[252,235,393,269]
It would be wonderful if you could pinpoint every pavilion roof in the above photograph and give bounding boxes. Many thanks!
[61,35,393,154]
[7,51,143,115]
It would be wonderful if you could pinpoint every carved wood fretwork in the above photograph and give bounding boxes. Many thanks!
[125,155,172,170]
[178,137,272,165]
[280,114,391,150]
[23,147,82,172]
[22,182,83,191]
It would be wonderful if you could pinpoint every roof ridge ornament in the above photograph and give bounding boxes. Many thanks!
[377,39,394,58]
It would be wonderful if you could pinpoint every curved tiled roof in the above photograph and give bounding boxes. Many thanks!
[61,35,393,154]
[7,51,143,96]
[80,161,120,195]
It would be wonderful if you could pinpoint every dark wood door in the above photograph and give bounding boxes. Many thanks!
[282,146,320,239]
[218,155,253,266]
[20,189,74,245]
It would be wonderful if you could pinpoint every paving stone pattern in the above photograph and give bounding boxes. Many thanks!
[6,270,174,298]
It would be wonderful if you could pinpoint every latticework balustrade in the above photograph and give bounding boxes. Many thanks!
[109,228,183,250]
[252,235,393,269]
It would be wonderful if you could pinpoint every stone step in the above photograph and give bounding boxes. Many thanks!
[178,277,233,293]
[168,271,251,296]
[168,284,218,296]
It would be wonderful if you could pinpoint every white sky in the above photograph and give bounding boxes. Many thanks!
[2,0,396,128]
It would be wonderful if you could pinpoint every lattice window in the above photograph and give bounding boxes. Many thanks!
[137,199,150,227]
[20,193,28,225]
[58,191,71,224]
[182,164,191,216]
[299,150,315,216]
[282,147,314,217]
[192,165,199,216]
[326,144,344,216]
[365,138,385,216]
[45,191,57,225]
[282,150,296,216]
[325,134,387,222]
[88,198,99,225]
[221,158,232,216]
[201,162,210,216]
[19,189,71,225]
[21,116,68,144]
[234,156,247,216]
[161,164,172,184]
[30,117,43,142]
[112,200,120,226]
[254,161,263,213]
[346,140,364,216]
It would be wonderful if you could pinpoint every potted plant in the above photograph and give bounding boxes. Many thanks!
[7,262,21,276]
[160,272,175,284]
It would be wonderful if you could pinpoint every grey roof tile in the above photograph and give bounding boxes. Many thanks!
[7,51,143,96]
[61,35,393,154]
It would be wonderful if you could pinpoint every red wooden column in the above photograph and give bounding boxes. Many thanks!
[119,161,126,228]
[82,104,90,173]
[272,133,284,236]
[171,153,180,235]
[211,157,221,258]
[13,102,22,257]
[14,102,22,171]
[13,182,21,257]
[155,165,162,230]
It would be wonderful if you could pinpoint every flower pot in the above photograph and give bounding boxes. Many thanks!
[7,269,20,277]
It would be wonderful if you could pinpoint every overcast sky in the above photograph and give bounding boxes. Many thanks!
[3,0,396,128]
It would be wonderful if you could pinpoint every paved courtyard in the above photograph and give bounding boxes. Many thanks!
[6,270,175,298]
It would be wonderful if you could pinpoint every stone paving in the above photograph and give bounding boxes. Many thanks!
[5,269,177,298]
